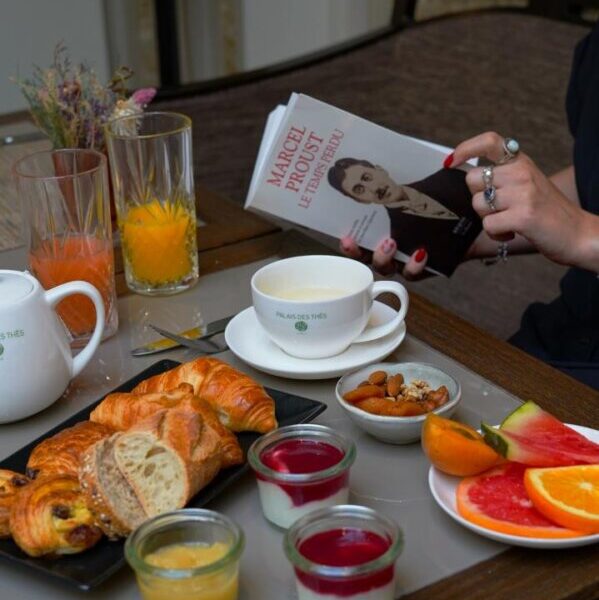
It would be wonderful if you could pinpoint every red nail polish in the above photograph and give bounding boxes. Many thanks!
[414,247,427,263]
[443,152,454,169]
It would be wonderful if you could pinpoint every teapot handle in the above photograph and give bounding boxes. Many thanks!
[44,281,105,378]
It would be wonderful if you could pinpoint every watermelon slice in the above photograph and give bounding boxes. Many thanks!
[456,463,584,538]
[482,401,599,467]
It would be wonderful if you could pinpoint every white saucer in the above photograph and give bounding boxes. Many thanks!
[224,301,406,380]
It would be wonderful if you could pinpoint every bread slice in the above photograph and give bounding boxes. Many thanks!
[113,430,187,517]
[114,409,223,516]
[79,437,146,538]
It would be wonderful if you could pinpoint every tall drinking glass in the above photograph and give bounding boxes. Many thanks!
[105,112,199,296]
[14,149,118,347]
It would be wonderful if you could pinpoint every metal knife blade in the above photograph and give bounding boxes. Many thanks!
[131,315,234,356]
[148,325,224,354]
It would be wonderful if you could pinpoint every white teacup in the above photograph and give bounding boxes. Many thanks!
[251,255,409,359]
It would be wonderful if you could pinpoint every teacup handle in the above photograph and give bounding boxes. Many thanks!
[353,281,409,343]
[44,281,105,377]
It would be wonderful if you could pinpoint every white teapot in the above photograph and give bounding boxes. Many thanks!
[0,270,105,423]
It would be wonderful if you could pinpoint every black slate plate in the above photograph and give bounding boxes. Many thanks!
[0,359,326,590]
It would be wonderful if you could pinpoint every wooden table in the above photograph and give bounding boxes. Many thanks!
[2,186,599,599]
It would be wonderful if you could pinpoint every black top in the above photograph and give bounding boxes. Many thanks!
[388,169,481,276]
[510,23,599,387]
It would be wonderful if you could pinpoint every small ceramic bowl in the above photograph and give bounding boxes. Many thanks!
[335,362,461,445]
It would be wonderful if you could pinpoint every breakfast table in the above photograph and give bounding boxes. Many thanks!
[1,186,598,600]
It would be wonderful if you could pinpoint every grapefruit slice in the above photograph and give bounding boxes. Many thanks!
[456,463,585,538]
[525,465,599,533]
[482,401,599,467]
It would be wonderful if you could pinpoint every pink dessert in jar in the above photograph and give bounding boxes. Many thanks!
[248,425,356,529]
[284,505,403,600]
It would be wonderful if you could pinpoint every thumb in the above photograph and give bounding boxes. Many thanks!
[402,247,427,280]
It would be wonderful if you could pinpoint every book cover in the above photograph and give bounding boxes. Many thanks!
[245,94,481,276]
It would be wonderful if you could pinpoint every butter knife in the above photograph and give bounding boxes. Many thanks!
[131,315,234,356]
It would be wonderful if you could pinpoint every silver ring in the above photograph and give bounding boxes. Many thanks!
[482,165,494,188]
[482,241,509,265]
[498,137,520,164]
[484,185,498,211]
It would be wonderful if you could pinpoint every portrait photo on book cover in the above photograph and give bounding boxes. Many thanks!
[327,157,482,275]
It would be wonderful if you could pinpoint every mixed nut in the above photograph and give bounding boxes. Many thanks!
[343,370,450,417]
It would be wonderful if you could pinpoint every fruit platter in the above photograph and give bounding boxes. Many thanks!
[424,402,599,548]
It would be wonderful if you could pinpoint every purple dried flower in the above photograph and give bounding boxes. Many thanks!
[131,87,156,107]
[12,43,140,151]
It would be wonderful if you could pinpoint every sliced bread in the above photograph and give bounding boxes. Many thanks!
[79,437,146,538]
[114,409,223,516]
[80,409,226,536]
[113,430,187,517]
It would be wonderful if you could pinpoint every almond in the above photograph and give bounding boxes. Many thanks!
[386,374,404,397]
[368,370,387,385]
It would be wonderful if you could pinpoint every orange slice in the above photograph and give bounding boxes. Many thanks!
[422,413,502,476]
[524,465,599,533]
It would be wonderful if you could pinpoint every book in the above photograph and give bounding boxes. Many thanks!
[245,93,482,276]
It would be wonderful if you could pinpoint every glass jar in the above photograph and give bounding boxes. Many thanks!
[248,424,356,529]
[125,509,244,600]
[284,505,403,600]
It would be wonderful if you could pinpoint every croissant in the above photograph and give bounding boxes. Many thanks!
[81,409,223,538]
[0,470,30,538]
[10,474,102,557]
[90,383,243,467]
[132,357,277,433]
[26,421,114,480]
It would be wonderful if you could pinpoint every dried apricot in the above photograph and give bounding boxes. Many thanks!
[426,386,449,407]
[343,385,384,403]
[356,398,426,417]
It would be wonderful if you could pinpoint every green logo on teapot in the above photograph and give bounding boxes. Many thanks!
[0,343,4,357]
[295,321,308,332]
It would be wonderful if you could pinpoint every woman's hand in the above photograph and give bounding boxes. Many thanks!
[339,236,428,280]
[449,132,596,267]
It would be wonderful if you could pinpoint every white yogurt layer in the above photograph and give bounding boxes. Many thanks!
[295,578,395,600]
[257,480,349,529]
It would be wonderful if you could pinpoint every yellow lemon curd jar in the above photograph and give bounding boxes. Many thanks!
[125,509,244,600]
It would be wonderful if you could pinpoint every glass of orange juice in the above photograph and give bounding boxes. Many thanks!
[125,509,244,600]
[105,112,199,295]
[14,149,118,346]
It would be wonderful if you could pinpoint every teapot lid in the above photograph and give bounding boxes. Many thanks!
[0,271,34,306]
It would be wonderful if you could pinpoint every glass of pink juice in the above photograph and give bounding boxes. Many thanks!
[284,505,403,600]
[14,149,118,346]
